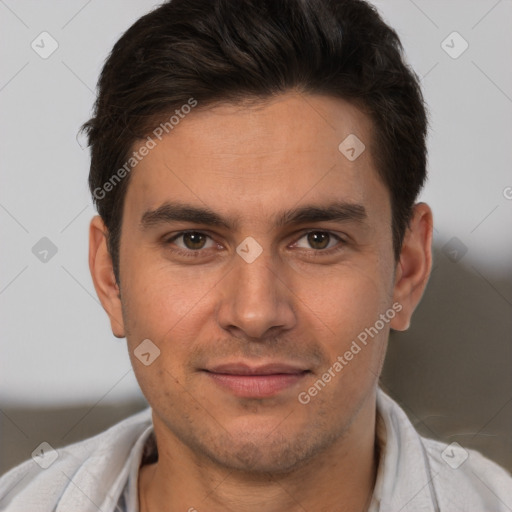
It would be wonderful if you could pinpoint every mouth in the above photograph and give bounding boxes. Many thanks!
[202,362,311,398]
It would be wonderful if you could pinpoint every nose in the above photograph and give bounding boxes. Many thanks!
[215,242,297,340]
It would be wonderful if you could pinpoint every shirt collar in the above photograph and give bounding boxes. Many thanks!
[103,387,442,512]
[56,408,153,512]
[368,387,439,512]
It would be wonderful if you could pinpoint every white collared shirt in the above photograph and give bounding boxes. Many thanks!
[1,387,511,511]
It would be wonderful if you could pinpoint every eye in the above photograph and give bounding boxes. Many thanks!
[165,231,216,253]
[163,230,346,258]
[294,231,345,253]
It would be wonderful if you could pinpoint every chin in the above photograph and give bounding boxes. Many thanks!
[201,428,331,475]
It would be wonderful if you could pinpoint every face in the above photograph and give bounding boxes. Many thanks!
[90,93,429,474]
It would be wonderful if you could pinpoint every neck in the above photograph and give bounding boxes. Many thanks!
[139,395,379,512]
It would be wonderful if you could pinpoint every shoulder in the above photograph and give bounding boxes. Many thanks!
[0,407,153,512]
[376,387,512,511]
[421,435,512,511]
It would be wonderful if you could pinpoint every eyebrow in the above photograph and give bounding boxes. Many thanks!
[139,200,368,232]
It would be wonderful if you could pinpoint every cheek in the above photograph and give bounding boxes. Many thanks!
[121,259,228,399]
[296,261,391,398]
[296,260,390,339]
[122,266,207,400]
[121,254,219,340]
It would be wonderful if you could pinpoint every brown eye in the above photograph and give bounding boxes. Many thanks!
[166,231,215,253]
[295,231,341,251]
[181,232,208,250]
[306,231,331,250]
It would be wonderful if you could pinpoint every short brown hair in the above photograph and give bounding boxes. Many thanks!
[81,0,428,285]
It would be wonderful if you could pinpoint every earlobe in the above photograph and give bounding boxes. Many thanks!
[88,215,126,338]
[390,203,433,331]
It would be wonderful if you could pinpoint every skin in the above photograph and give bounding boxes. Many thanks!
[89,92,432,512]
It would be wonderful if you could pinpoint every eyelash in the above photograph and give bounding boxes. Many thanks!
[163,230,347,259]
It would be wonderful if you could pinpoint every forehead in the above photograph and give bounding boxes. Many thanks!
[123,93,388,228]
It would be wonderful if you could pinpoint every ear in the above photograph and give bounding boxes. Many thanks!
[390,202,433,331]
[88,215,126,338]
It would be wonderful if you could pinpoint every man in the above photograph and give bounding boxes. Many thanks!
[1,0,511,510]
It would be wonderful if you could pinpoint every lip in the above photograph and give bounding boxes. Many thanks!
[202,362,310,398]
[206,362,309,375]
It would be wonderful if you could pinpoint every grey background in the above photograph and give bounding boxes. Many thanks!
[1,0,511,477]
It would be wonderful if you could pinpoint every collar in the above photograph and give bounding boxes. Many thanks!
[369,387,439,512]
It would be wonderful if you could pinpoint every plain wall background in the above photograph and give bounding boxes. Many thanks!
[1,0,511,472]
